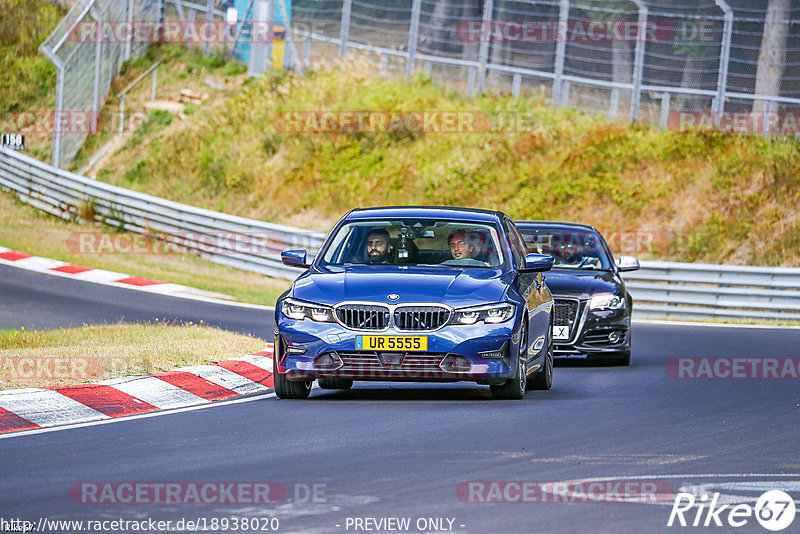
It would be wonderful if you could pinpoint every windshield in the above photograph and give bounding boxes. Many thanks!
[518,227,612,270]
[319,219,508,269]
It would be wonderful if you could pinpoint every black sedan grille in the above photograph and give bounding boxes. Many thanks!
[553,299,579,328]
[394,306,451,331]
[335,304,390,330]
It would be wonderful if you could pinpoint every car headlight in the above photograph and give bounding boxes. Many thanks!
[281,298,334,322]
[589,293,624,310]
[452,303,515,325]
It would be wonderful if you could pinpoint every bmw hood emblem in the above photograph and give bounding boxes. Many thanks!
[387,294,400,301]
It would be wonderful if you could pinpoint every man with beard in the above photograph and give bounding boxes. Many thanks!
[364,228,393,264]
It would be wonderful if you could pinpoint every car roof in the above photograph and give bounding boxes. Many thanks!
[346,206,504,223]
[514,220,599,232]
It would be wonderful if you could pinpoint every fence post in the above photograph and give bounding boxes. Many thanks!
[713,0,733,113]
[174,0,186,24]
[630,0,647,122]
[512,73,521,98]
[380,53,388,77]
[276,0,303,73]
[476,0,494,93]
[304,35,311,70]
[339,0,352,58]
[406,0,422,78]
[660,92,671,130]
[204,0,215,56]
[123,0,134,62]
[552,0,569,107]
[467,66,477,97]
[610,88,619,120]
[763,100,773,139]
[92,13,102,134]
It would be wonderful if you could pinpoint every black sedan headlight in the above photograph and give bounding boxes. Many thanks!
[281,298,335,322]
[589,293,624,311]
[451,303,516,325]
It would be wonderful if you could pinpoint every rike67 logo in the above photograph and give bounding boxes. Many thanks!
[668,490,796,531]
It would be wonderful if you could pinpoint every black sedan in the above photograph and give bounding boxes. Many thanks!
[515,221,639,365]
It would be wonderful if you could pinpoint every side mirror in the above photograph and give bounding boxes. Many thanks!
[521,253,554,273]
[616,255,640,272]
[281,249,309,268]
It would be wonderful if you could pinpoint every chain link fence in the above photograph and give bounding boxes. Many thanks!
[292,0,800,132]
[41,0,164,169]
[39,0,799,168]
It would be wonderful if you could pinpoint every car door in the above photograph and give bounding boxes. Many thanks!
[503,218,550,362]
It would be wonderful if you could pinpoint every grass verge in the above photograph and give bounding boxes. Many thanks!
[0,323,267,390]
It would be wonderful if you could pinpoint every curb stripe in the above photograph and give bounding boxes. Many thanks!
[51,384,159,417]
[152,371,239,402]
[0,389,108,427]
[0,251,33,261]
[114,276,166,287]
[216,360,274,388]
[0,407,39,432]
[0,346,276,435]
[100,376,210,410]
[176,364,269,395]
[50,264,93,274]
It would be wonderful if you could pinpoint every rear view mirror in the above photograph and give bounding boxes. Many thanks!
[521,253,554,273]
[282,249,309,268]
[616,255,640,272]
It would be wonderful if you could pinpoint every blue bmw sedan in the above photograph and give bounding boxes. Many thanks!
[274,206,555,400]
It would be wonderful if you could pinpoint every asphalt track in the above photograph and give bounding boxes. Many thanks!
[1,265,799,533]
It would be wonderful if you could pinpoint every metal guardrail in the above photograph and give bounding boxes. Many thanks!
[0,148,325,279]
[624,261,800,321]
[2,147,799,319]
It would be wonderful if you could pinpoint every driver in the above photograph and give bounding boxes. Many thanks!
[365,229,393,264]
[448,230,475,260]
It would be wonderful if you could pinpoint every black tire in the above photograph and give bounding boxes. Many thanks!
[491,324,527,400]
[318,378,354,390]
[273,358,312,399]
[529,334,553,390]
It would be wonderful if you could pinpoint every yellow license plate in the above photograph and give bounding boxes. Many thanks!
[356,335,427,351]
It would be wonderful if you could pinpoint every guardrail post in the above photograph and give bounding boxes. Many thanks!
[476,0,494,93]
[424,61,432,75]
[660,92,671,130]
[552,0,569,107]
[512,73,521,98]
[713,0,733,113]
[339,0,352,58]
[630,0,647,122]
[406,0,422,78]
